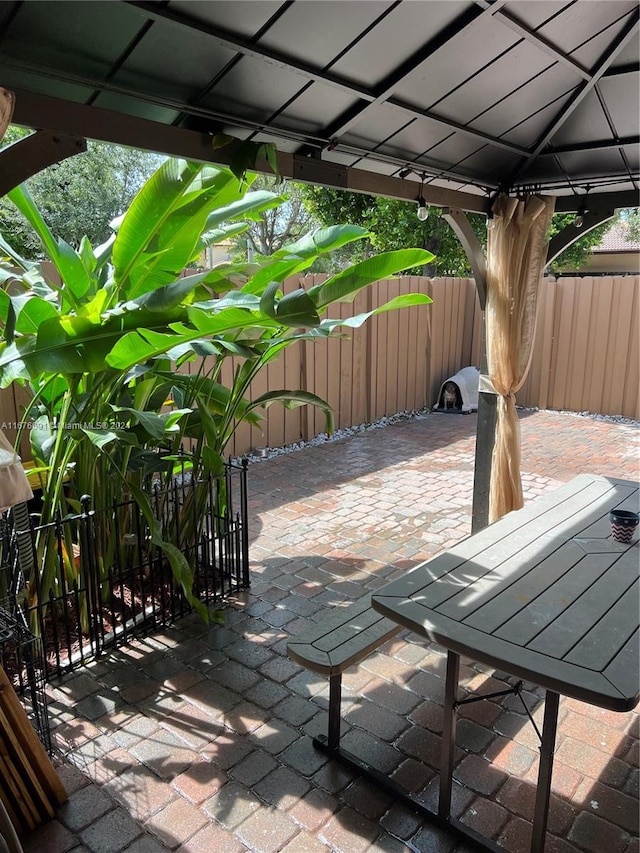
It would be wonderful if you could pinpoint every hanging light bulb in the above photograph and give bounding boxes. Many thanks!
[416,174,428,220]
[574,187,590,228]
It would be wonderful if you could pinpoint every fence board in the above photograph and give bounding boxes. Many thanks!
[582,279,613,414]
[351,289,368,426]
[567,276,593,413]
[607,277,636,418]
[623,281,639,419]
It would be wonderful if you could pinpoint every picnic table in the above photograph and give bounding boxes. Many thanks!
[371,473,639,852]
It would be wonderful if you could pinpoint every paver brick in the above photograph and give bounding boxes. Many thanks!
[202,781,261,829]
[461,797,510,838]
[235,807,299,853]
[175,821,247,853]
[229,748,278,786]
[104,765,177,822]
[288,787,339,831]
[568,811,631,853]
[21,819,79,853]
[145,797,208,849]
[573,779,640,834]
[379,802,423,839]
[58,784,115,832]
[79,807,142,853]
[172,760,228,804]
[454,754,508,796]
[319,806,380,853]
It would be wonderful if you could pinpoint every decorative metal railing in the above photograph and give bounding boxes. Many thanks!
[0,461,249,680]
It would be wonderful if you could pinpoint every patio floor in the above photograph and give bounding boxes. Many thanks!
[19,409,639,853]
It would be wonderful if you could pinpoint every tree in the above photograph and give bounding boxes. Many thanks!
[623,208,640,241]
[302,185,485,276]
[302,185,623,275]
[0,126,163,258]
[230,176,318,259]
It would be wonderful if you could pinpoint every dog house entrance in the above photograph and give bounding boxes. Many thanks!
[434,366,480,414]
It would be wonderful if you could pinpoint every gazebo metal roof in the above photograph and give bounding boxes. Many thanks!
[0,0,638,213]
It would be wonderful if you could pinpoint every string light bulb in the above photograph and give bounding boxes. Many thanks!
[574,187,590,228]
[416,175,428,221]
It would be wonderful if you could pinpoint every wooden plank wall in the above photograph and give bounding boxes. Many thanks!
[2,275,637,462]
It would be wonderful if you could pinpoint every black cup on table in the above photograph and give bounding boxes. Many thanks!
[609,509,640,543]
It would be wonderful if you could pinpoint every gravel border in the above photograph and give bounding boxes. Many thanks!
[235,405,640,465]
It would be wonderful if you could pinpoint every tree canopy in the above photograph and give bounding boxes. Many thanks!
[302,185,486,276]
[0,127,163,258]
[301,185,622,275]
[228,175,318,260]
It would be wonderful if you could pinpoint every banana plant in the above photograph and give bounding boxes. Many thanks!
[0,157,434,625]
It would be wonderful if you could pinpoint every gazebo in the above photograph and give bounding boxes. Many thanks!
[0,0,637,529]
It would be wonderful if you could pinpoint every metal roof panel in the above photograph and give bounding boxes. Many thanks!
[598,74,640,138]
[330,1,471,88]
[258,1,393,70]
[393,15,521,109]
[198,56,308,124]
[166,0,287,39]
[0,0,636,204]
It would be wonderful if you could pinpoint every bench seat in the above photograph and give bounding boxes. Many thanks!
[287,597,402,748]
[287,596,401,676]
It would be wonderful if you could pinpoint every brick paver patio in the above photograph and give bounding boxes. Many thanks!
[19,409,639,853]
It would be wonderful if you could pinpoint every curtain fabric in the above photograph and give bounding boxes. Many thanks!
[0,88,14,142]
[486,193,555,523]
[0,431,33,513]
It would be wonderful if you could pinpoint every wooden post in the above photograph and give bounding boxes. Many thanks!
[441,208,495,532]
[0,667,67,835]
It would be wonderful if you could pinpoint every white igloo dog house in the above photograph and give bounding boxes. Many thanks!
[434,366,480,413]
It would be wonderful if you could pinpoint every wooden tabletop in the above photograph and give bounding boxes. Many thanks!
[372,475,639,712]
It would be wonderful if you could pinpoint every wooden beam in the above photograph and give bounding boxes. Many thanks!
[0,130,86,196]
[11,88,492,214]
[546,208,616,267]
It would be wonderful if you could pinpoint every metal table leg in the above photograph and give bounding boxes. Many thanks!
[531,690,560,853]
[439,650,460,819]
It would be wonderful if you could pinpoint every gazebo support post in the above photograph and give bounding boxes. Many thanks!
[441,208,493,532]
[0,130,86,197]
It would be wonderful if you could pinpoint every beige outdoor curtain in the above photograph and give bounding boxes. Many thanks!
[485,193,555,523]
[0,87,14,141]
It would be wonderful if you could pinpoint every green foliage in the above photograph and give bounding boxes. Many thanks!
[624,208,640,241]
[547,213,614,273]
[302,186,486,276]
[227,175,319,260]
[303,185,626,275]
[0,127,163,257]
[0,158,433,620]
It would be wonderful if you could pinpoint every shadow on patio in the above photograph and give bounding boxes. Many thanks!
[19,410,639,853]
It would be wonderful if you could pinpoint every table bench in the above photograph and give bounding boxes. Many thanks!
[287,596,402,748]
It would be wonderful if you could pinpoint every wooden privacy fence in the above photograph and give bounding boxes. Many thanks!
[222,273,639,457]
[0,274,637,462]
[221,275,483,457]
[518,275,639,419]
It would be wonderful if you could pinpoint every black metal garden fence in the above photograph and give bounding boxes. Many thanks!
[0,460,249,680]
